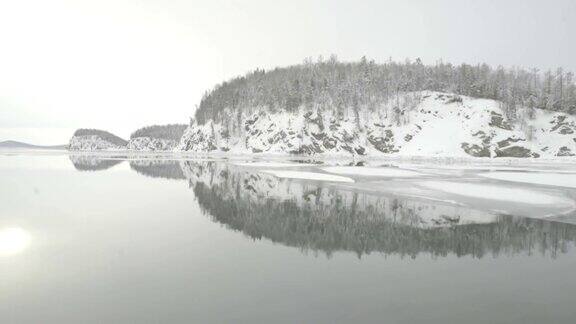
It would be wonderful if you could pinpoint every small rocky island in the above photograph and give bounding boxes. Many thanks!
[68,129,128,151]
[68,124,187,152]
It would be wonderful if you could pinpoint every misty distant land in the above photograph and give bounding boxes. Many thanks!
[0,140,67,150]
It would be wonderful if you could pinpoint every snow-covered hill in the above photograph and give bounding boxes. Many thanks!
[179,91,576,158]
[69,125,183,152]
[69,135,126,151]
[69,135,178,151]
[68,129,128,151]
[127,137,179,151]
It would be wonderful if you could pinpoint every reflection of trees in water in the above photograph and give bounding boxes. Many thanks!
[129,160,185,180]
[182,161,576,259]
[69,155,124,171]
[71,158,576,258]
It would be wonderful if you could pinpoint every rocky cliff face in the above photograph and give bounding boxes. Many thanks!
[179,91,576,158]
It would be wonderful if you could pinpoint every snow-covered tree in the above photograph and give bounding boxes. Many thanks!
[193,57,576,129]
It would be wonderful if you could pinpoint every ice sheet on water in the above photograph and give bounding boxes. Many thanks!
[261,170,354,183]
[233,162,311,168]
[323,166,423,178]
[419,181,573,206]
[480,172,576,189]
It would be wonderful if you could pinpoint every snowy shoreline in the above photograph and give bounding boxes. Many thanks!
[6,148,576,171]
[58,149,576,165]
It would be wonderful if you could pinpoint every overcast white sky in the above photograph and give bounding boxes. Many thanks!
[1,0,575,144]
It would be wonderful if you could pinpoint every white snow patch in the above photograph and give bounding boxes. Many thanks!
[261,170,354,183]
[481,172,576,189]
[323,166,423,178]
[420,181,572,205]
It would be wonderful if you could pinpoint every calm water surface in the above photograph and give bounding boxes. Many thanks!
[1,153,576,323]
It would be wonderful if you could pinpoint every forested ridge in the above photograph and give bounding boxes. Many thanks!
[194,56,576,125]
[73,129,128,146]
[130,124,187,141]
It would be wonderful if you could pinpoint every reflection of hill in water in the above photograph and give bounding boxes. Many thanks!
[129,160,185,180]
[69,155,124,171]
[72,157,576,258]
[181,161,576,258]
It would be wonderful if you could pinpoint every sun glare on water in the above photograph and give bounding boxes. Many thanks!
[0,227,32,256]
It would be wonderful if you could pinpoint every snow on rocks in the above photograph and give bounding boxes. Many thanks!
[127,137,178,151]
[68,135,126,151]
[178,91,576,158]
